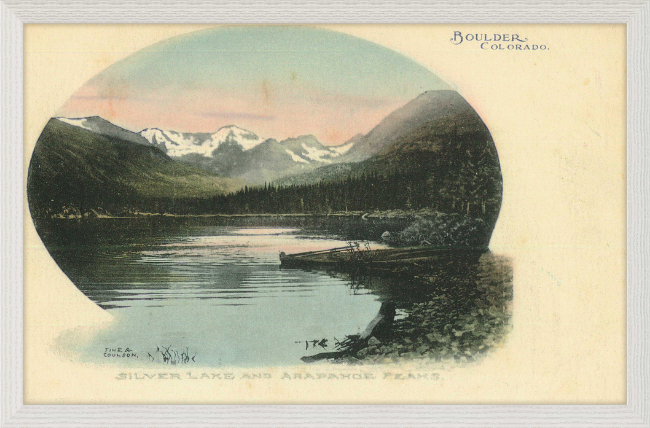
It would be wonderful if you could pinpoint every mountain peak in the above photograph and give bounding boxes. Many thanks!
[343,90,487,160]
[54,116,153,148]
[139,124,264,156]
[419,89,458,96]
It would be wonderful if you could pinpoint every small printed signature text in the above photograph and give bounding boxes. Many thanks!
[104,348,138,358]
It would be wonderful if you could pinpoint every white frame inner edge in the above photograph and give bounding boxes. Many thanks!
[1,1,648,427]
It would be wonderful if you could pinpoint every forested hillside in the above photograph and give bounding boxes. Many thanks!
[27,119,242,221]
[208,140,501,224]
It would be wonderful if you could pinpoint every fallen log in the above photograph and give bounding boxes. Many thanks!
[281,246,487,273]
[301,302,396,363]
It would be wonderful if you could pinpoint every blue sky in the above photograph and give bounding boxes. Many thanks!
[59,26,451,145]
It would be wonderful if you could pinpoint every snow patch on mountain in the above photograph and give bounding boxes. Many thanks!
[56,117,95,132]
[330,141,354,155]
[301,143,333,163]
[285,149,309,164]
[213,126,263,150]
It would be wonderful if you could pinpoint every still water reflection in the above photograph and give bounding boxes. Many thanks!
[42,217,512,367]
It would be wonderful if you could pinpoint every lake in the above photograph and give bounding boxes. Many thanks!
[40,216,513,367]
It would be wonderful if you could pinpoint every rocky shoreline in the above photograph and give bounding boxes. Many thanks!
[327,252,513,365]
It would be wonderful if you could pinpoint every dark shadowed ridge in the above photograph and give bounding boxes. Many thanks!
[55,116,155,148]
[279,89,498,185]
[343,90,490,161]
[27,119,243,222]
[275,89,503,236]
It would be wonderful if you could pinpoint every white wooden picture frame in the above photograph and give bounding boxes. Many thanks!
[1,1,648,426]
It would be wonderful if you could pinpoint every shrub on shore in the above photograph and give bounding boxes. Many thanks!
[383,214,490,247]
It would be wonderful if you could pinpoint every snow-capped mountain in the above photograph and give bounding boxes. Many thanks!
[54,116,359,184]
[139,125,264,157]
[138,126,354,165]
[185,134,355,184]
[137,126,356,183]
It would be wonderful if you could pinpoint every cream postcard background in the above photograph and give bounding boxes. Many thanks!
[23,24,626,404]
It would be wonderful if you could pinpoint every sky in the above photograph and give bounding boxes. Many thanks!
[58,26,451,145]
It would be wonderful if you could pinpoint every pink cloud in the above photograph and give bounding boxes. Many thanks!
[57,82,407,145]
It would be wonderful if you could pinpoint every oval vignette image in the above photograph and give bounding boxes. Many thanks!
[27,26,512,368]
